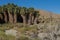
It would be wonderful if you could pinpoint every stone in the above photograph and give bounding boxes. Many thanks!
[5,29,18,36]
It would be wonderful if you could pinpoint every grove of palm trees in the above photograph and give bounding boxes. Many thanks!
[0,3,41,40]
[0,3,40,25]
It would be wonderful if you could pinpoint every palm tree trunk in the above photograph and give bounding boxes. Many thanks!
[21,15,26,27]
[13,14,17,23]
[28,14,31,25]
[0,14,3,23]
[31,16,34,24]
[34,16,38,24]
[8,11,13,23]
[0,14,3,19]
[4,12,7,23]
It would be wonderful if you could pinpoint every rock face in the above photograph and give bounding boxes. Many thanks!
[5,29,18,36]
[38,32,57,40]
[38,33,49,40]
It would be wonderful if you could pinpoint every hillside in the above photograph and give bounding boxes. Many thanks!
[39,10,60,18]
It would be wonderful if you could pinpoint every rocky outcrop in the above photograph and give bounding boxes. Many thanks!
[5,29,18,36]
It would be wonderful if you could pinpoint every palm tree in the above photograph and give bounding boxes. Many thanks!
[0,6,2,17]
[7,3,15,23]
[34,11,39,24]
[0,6,3,23]
[2,5,8,23]
[13,7,18,23]
[20,7,27,26]
[28,7,34,25]
[31,12,35,24]
[7,7,13,23]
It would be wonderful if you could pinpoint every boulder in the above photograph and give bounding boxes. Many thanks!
[5,29,18,36]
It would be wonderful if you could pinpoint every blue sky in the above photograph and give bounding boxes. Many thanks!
[0,0,60,14]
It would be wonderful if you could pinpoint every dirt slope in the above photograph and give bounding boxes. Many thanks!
[39,10,60,18]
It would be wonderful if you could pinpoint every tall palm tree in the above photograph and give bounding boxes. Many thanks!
[20,7,26,26]
[13,7,18,23]
[34,11,39,24]
[31,12,35,24]
[28,7,34,25]
[7,7,13,23]
[1,5,7,23]
[7,3,15,23]
[0,6,3,22]
[0,6,2,16]
[3,7,8,23]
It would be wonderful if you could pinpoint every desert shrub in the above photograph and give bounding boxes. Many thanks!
[6,35,16,40]
[17,25,38,33]
[18,36,29,40]
[0,23,18,31]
